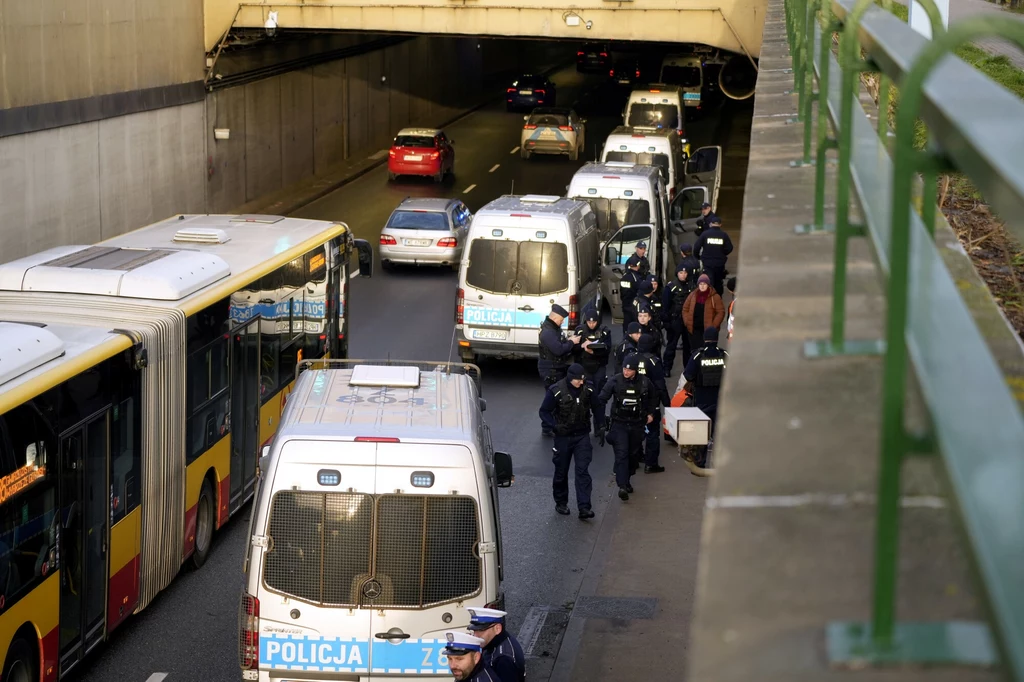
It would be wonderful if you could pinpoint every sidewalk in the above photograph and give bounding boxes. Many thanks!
[895,0,1024,68]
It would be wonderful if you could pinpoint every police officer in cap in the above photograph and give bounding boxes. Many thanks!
[614,321,643,373]
[574,304,611,392]
[635,334,668,473]
[539,364,601,519]
[633,241,651,278]
[695,202,720,237]
[684,326,729,440]
[538,304,585,436]
[467,608,526,682]
[619,256,644,332]
[678,242,701,276]
[663,260,696,375]
[597,353,659,501]
[693,217,733,296]
[635,303,662,358]
[444,632,499,682]
[632,278,664,339]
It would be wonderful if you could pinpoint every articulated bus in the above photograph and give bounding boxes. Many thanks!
[0,214,372,682]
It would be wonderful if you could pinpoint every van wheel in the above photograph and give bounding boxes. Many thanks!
[4,636,36,682]
[190,477,215,569]
[521,149,531,160]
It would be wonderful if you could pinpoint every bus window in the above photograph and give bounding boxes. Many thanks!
[111,397,141,524]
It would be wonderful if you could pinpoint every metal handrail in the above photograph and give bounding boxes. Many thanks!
[783,0,1024,673]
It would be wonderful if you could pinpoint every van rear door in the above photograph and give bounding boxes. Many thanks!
[462,237,521,347]
[600,223,655,320]
[686,146,722,210]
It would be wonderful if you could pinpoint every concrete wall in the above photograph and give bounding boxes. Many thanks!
[0,0,205,109]
[0,103,206,260]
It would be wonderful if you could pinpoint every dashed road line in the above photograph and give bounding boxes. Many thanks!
[349,270,360,280]
[510,146,520,154]
[489,164,500,173]
[463,184,477,194]
[146,674,168,682]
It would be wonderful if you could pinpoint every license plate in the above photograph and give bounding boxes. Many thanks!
[587,53,596,57]
[403,238,430,246]
[472,329,509,341]
[404,154,422,161]
[519,90,533,95]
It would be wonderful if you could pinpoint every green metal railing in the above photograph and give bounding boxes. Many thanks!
[781,0,1024,674]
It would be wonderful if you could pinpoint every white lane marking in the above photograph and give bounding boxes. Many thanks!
[463,184,477,194]
[706,493,947,510]
[510,146,520,154]
[349,270,360,280]
[489,164,500,173]
[146,674,169,682]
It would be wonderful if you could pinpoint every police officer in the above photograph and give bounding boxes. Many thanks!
[445,632,499,682]
[678,242,701,276]
[683,326,729,440]
[663,260,696,375]
[633,241,651,278]
[619,256,644,332]
[467,608,526,682]
[695,202,720,237]
[539,364,601,519]
[693,217,733,296]
[614,321,642,373]
[633,278,664,335]
[574,304,612,392]
[538,304,585,436]
[597,353,659,501]
[635,334,668,473]
[635,303,662,358]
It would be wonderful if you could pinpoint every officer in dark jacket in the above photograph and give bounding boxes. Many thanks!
[633,241,651,278]
[693,218,733,295]
[574,305,611,393]
[614,322,642,373]
[684,326,729,438]
[635,302,662,358]
[538,304,584,436]
[539,364,601,519]
[597,353,659,501]
[619,256,644,332]
[663,261,696,374]
[632,278,664,338]
[444,632,499,682]
[468,608,526,682]
[678,242,702,276]
[635,334,668,473]
[695,202,720,237]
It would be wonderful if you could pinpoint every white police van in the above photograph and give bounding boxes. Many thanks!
[623,85,685,136]
[456,195,600,363]
[239,360,513,681]
[600,125,691,199]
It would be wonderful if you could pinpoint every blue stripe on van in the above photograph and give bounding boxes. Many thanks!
[260,635,451,674]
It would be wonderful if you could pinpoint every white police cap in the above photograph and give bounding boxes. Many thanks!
[445,631,485,655]
[467,607,507,631]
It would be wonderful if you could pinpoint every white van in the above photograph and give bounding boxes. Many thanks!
[600,126,692,199]
[456,195,601,362]
[240,360,513,681]
[623,85,685,137]
[659,55,704,113]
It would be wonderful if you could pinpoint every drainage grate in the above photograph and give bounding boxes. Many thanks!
[573,596,658,620]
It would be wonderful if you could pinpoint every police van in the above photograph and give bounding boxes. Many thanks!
[622,85,685,137]
[240,359,514,681]
[659,55,705,114]
[600,125,691,199]
[456,195,600,363]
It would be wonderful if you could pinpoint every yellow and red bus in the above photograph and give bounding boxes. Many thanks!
[0,214,371,681]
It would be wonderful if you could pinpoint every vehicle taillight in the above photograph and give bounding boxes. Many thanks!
[437,237,458,248]
[600,52,608,57]
[429,151,440,160]
[523,124,537,130]
[240,594,260,670]
[456,288,465,325]
[558,125,572,131]
[609,69,615,77]
[677,129,685,135]
[536,89,545,95]
[669,186,676,200]
[380,234,397,245]
[507,87,515,92]
[388,149,396,158]
[568,295,579,327]
[635,69,641,78]
[577,51,584,56]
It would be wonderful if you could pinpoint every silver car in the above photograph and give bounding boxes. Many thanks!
[379,197,472,270]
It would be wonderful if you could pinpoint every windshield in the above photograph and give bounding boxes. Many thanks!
[387,210,449,231]
[627,104,679,131]
[466,239,569,296]
[604,151,671,182]
[662,65,702,87]
[528,112,568,127]
[394,135,436,148]
[577,198,652,241]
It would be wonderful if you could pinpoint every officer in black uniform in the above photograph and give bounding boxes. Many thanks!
[695,202,720,237]
[662,260,696,375]
[614,321,642,373]
[597,353,659,501]
[444,632,499,682]
[467,608,526,682]
[538,304,585,436]
[539,364,601,519]
[678,242,702,276]
[632,278,664,338]
[693,217,734,296]
[619,256,644,333]
[684,326,729,440]
[635,334,668,473]
[574,304,611,393]
[633,241,651,278]
[635,302,662,358]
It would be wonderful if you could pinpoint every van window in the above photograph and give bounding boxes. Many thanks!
[662,66,702,87]
[575,222,599,285]
[605,225,653,265]
[580,198,652,241]
[627,104,679,130]
[263,491,480,607]
[387,210,450,231]
[466,239,569,295]
[605,151,670,183]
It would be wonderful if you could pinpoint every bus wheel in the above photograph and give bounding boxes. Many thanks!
[3,637,36,682]
[190,478,215,569]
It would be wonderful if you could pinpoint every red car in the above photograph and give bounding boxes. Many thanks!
[387,128,455,182]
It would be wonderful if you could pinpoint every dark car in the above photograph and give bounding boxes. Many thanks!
[506,75,556,111]
[608,57,643,88]
[576,43,610,73]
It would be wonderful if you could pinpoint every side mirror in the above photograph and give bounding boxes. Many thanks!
[353,238,374,278]
[478,398,487,412]
[494,451,514,488]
